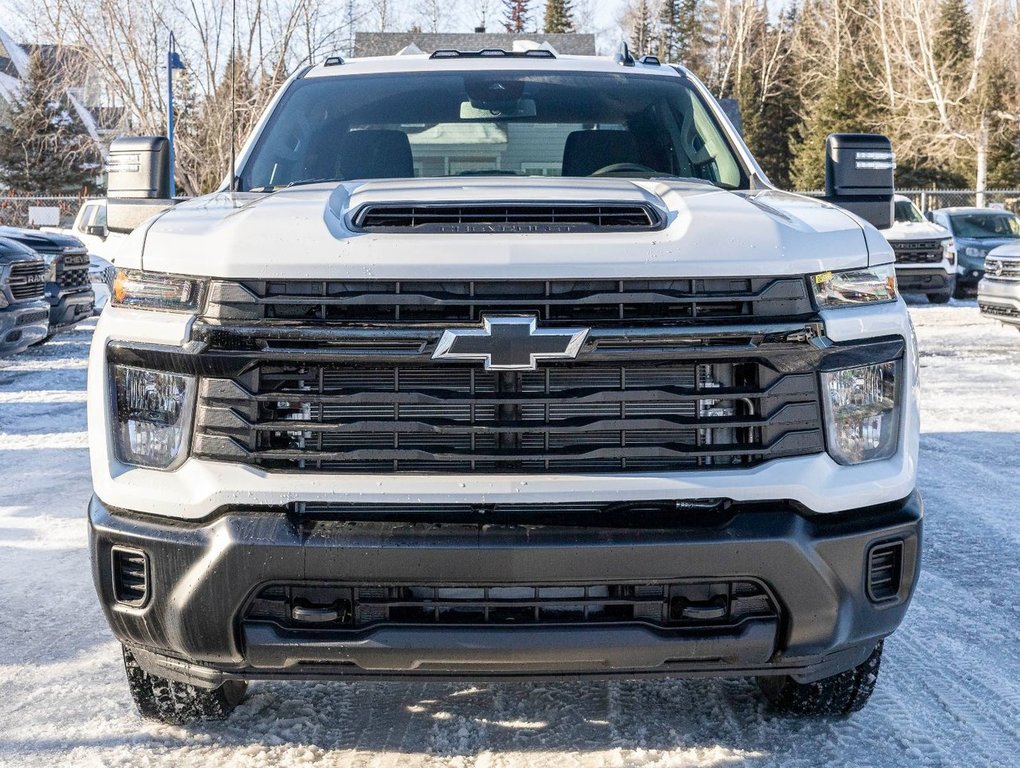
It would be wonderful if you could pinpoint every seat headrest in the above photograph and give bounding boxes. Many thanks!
[340,129,414,180]
[561,130,641,177]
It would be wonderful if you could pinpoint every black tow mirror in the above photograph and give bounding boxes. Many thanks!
[106,136,178,234]
[84,224,107,239]
[824,133,895,230]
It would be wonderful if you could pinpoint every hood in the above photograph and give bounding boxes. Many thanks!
[0,226,85,254]
[881,219,950,241]
[0,235,42,263]
[138,178,876,279]
[955,235,1020,253]
[989,242,1020,260]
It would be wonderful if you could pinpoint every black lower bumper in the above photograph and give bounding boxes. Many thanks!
[89,493,922,688]
[0,301,49,354]
[46,288,94,331]
[894,267,952,293]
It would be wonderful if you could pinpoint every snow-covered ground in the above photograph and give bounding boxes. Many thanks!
[1,303,1018,767]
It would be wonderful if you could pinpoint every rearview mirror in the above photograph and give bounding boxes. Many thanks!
[460,98,537,120]
[824,133,895,230]
[106,136,178,234]
[84,224,106,239]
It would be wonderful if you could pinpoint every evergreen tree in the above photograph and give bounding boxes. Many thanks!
[625,0,655,55]
[657,0,704,71]
[979,54,1020,188]
[503,0,531,33]
[791,68,883,189]
[0,52,101,194]
[932,0,972,77]
[738,10,801,189]
[790,0,888,189]
[543,0,574,33]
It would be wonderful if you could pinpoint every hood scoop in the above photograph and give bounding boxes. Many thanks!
[350,202,664,233]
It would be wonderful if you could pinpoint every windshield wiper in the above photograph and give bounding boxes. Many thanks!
[249,178,344,192]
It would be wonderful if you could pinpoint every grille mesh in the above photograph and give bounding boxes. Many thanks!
[891,239,944,264]
[7,260,45,300]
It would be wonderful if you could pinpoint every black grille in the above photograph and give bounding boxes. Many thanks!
[206,277,814,327]
[351,203,662,232]
[7,260,46,300]
[867,541,903,602]
[890,239,945,264]
[111,547,148,607]
[244,580,776,629]
[194,360,824,473]
[979,301,1020,319]
[15,309,48,326]
[58,256,91,290]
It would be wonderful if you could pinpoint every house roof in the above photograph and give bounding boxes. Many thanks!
[354,32,597,58]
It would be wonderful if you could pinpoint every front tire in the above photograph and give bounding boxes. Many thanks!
[757,642,882,716]
[123,646,247,725]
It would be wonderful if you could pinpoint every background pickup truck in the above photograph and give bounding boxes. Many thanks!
[0,227,95,340]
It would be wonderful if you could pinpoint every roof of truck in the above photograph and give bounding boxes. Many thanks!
[302,52,684,80]
[932,207,1018,215]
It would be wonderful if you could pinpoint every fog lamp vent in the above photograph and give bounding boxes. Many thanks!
[867,541,903,603]
[111,546,149,607]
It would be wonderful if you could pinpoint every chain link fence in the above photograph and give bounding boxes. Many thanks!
[0,195,100,228]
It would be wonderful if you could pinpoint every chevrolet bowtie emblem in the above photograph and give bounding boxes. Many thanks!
[433,316,589,371]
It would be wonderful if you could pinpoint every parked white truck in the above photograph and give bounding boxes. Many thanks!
[88,50,921,725]
[882,194,956,303]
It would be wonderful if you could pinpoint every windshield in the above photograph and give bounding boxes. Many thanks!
[894,200,924,223]
[948,212,1020,239]
[240,70,747,191]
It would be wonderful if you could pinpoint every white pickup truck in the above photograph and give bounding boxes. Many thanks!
[88,49,921,725]
[882,194,956,303]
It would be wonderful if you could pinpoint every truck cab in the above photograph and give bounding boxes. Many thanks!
[88,51,920,724]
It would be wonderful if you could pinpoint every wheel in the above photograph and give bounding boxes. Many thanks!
[122,646,247,725]
[952,281,970,300]
[757,641,882,716]
[928,276,955,303]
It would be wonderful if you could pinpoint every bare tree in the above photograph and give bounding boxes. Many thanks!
[26,0,358,195]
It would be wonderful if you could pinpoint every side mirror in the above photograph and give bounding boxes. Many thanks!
[106,136,178,234]
[84,224,107,239]
[925,211,935,223]
[824,133,894,230]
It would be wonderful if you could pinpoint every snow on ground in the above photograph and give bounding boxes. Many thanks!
[1,303,1018,767]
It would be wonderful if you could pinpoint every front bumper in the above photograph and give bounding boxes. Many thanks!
[894,267,952,293]
[978,278,1020,325]
[90,491,922,687]
[46,287,95,331]
[0,301,50,354]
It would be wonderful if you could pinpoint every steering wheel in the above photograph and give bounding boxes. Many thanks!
[589,162,659,177]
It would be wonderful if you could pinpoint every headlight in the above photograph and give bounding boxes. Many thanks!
[111,365,196,470]
[964,246,982,258]
[44,255,57,283]
[942,240,956,265]
[812,265,897,308]
[821,361,900,465]
[112,269,204,312]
